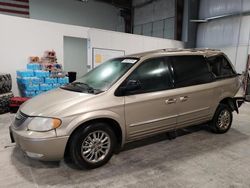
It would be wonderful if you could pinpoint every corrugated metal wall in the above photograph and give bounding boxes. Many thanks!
[196,0,250,73]
[133,0,176,39]
[199,0,250,19]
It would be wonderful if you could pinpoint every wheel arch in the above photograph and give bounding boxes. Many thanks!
[64,117,124,158]
[219,97,238,113]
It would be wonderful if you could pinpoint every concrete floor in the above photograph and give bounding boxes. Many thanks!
[0,103,250,188]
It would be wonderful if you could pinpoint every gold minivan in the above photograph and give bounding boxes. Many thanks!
[10,49,245,169]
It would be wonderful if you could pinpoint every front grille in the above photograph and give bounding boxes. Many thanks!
[13,111,28,128]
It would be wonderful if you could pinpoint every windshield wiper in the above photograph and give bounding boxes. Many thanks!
[70,82,103,94]
[67,82,93,93]
[61,82,103,94]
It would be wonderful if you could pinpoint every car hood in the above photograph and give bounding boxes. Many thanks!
[20,88,95,117]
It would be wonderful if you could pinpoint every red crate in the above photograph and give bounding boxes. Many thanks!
[10,97,29,105]
[9,97,30,113]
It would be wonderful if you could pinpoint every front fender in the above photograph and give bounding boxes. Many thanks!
[57,110,126,146]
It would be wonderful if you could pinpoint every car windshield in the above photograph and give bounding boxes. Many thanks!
[61,57,139,94]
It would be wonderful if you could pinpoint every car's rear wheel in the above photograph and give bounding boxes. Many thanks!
[69,122,116,169]
[210,104,233,134]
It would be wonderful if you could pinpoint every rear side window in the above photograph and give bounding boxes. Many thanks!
[126,57,173,94]
[207,55,236,79]
[171,55,213,88]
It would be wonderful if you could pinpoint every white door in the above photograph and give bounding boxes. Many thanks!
[63,36,88,78]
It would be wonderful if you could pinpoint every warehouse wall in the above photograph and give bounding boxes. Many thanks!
[196,0,250,73]
[199,0,250,19]
[133,0,176,39]
[0,14,183,95]
[29,0,125,32]
[182,0,199,48]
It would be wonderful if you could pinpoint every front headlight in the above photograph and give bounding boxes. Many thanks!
[28,117,62,132]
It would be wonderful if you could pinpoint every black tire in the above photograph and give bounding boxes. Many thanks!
[0,92,14,114]
[0,73,12,94]
[69,122,117,169]
[210,104,233,134]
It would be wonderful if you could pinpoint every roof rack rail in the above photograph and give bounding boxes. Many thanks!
[136,48,222,57]
[194,48,221,51]
[159,48,221,53]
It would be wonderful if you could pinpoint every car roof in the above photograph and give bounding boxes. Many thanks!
[125,48,224,59]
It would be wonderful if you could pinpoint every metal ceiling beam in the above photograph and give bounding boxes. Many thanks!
[190,11,250,23]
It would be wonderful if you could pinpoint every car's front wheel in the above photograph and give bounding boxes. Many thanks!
[210,104,233,134]
[69,122,116,169]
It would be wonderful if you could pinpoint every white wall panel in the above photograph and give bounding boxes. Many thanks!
[89,29,183,55]
[221,46,249,73]
[235,46,249,72]
[219,47,237,65]
[197,17,241,48]
[197,16,250,48]
[239,16,250,45]
[208,46,248,73]
[0,14,183,95]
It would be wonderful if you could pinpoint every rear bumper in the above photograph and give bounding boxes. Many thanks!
[10,126,69,161]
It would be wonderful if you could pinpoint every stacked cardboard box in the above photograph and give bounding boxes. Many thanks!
[17,50,69,97]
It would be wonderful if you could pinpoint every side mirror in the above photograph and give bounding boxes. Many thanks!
[125,80,141,92]
[115,80,141,96]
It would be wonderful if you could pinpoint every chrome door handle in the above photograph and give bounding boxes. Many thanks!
[165,98,177,104]
[180,96,188,102]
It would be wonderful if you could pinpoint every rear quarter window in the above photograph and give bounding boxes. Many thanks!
[207,55,237,79]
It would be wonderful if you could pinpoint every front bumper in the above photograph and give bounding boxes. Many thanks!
[9,126,69,161]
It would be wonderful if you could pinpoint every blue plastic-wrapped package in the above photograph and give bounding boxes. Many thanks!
[35,91,43,95]
[16,70,34,77]
[45,77,57,84]
[39,77,44,84]
[34,70,50,78]
[52,83,60,88]
[40,84,53,91]
[23,91,36,97]
[17,77,40,85]
[27,63,41,70]
[58,77,69,84]
[31,77,40,84]
[24,84,39,91]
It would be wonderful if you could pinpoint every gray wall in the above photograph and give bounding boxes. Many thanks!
[196,0,250,73]
[29,0,125,32]
[199,0,250,19]
[133,0,176,39]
